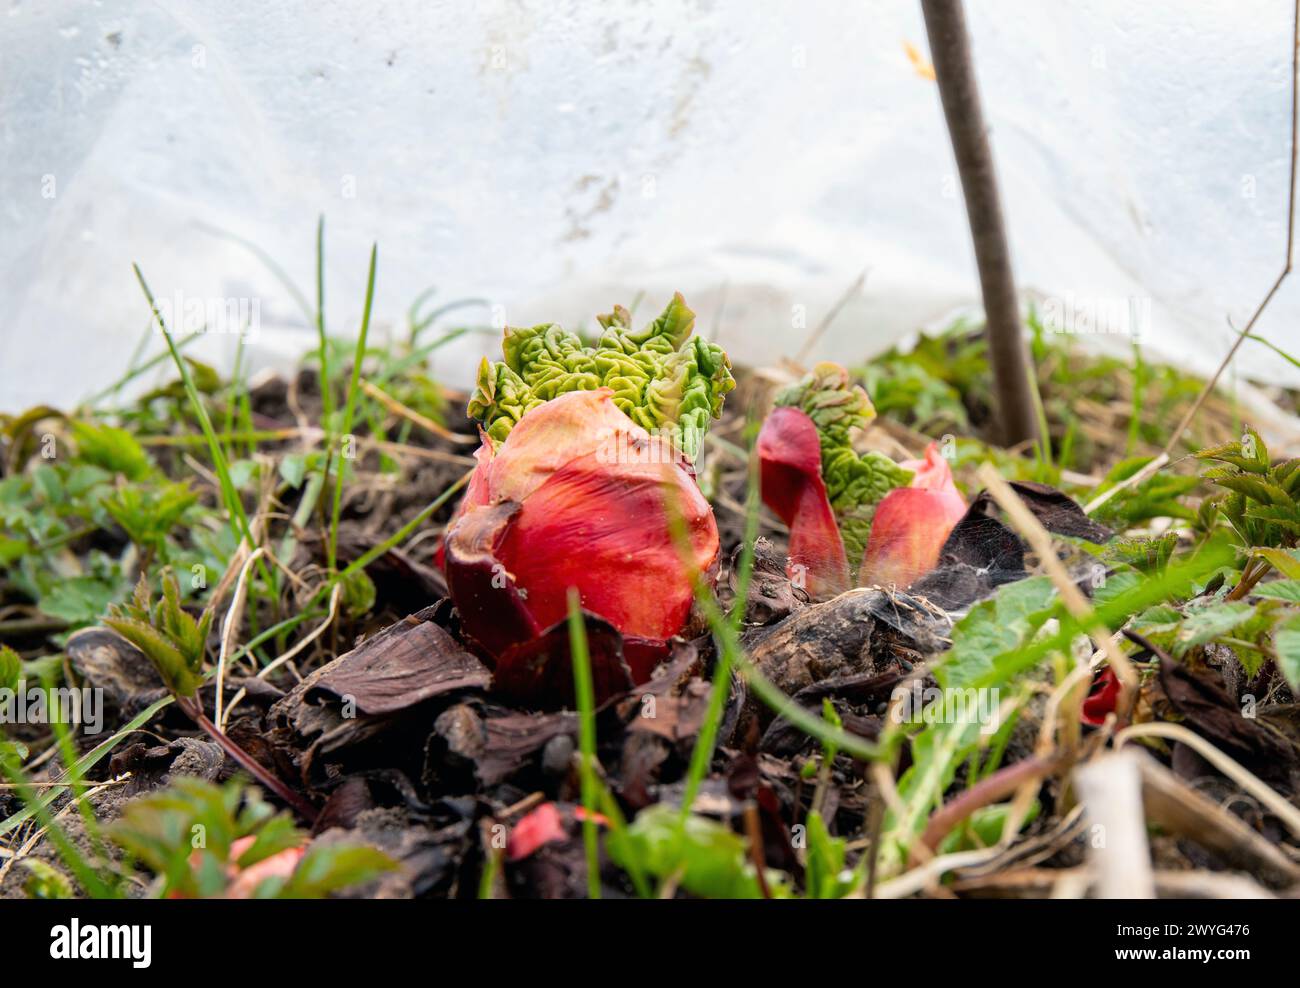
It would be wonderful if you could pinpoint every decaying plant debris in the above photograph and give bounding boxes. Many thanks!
[3,276,1300,901]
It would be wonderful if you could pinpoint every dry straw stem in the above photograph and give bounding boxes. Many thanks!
[976,463,1139,725]
[360,378,477,444]
[794,268,869,365]
[861,845,1006,899]
[219,582,342,732]
[1115,721,1300,840]
[1072,750,1155,898]
[0,776,131,886]
[1133,749,1300,886]
[214,546,266,727]
[1083,451,1169,516]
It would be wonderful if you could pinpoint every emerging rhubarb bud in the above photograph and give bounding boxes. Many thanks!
[449,300,729,703]
[756,405,851,598]
[860,442,966,589]
[757,363,912,597]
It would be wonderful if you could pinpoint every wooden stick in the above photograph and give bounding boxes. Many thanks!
[921,0,1040,448]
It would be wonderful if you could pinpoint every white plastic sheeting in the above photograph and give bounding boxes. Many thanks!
[2,0,1299,411]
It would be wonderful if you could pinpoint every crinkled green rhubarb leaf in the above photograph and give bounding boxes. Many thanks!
[467,293,734,459]
[774,363,912,563]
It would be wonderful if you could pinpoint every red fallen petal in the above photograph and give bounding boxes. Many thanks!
[225,845,306,899]
[860,486,966,589]
[497,449,715,642]
[507,803,567,861]
[901,441,958,493]
[180,836,307,899]
[757,405,850,598]
[1081,666,1121,726]
[506,804,608,861]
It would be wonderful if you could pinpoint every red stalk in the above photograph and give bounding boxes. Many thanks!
[756,405,851,598]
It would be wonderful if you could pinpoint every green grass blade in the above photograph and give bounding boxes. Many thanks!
[0,695,174,838]
[327,243,378,572]
[195,221,314,325]
[567,589,602,899]
[1246,332,1300,370]
[0,753,115,898]
[82,327,201,410]
[316,215,334,425]
[318,467,471,602]
[132,264,254,548]
[678,425,760,823]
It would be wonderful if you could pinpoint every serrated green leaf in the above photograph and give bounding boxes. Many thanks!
[1276,614,1300,692]
[1173,602,1255,657]
[937,576,1058,689]
[38,575,126,627]
[1243,506,1300,534]
[970,536,1238,689]
[1132,603,1182,628]
[1254,579,1300,603]
[69,421,152,480]
[1254,547,1300,579]
[1210,474,1289,506]
[606,803,791,899]
[103,616,197,696]
[0,644,20,692]
[1093,566,1142,606]
[278,844,397,899]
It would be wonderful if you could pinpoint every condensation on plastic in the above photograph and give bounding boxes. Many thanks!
[2,0,1299,412]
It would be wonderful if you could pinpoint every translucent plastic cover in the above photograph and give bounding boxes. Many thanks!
[3,0,1298,409]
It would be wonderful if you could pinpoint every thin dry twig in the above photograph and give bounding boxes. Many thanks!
[1083,451,1169,515]
[1115,721,1300,840]
[794,268,869,365]
[0,775,132,885]
[860,845,1006,899]
[214,546,266,727]
[219,582,343,732]
[360,378,477,444]
[977,463,1139,726]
